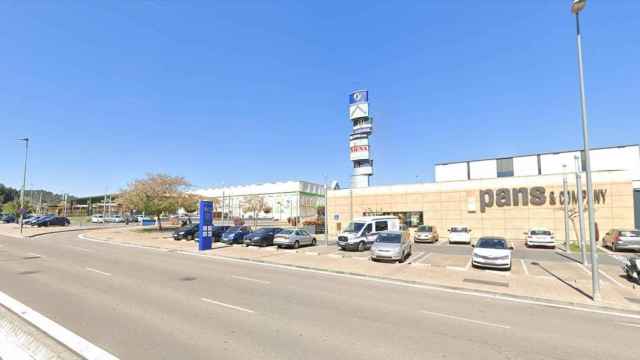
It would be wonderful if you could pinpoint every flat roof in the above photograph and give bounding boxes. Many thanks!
[435,144,639,166]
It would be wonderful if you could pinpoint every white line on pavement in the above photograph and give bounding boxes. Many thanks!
[465,260,472,271]
[68,246,94,253]
[27,252,43,258]
[520,259,529,276]
[619,322,640,328]
[406,251,424,263]
[0,290,119,360]
[201,298,255,313]
[85,267,112,277]
[231,275,270,285]
[175,250,640,321]
[599,269,625,289]
[78,233,168,252]
[575,263,592,276]
[420,310,511,329]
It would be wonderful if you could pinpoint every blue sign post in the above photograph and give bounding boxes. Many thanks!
[198,200,214,251]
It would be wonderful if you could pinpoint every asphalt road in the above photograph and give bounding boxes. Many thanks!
[0,232,639,359]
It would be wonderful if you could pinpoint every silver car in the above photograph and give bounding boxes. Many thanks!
[370,231,412,263]
[274,229,316,249]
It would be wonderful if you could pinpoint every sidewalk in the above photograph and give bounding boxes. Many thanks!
[77,227,640,313]
[0,223,128,239]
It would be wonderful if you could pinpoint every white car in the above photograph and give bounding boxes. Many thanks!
[90,214,104,223]
[448,226,471,244]
[524,228,555,248]
[472,237,513,270]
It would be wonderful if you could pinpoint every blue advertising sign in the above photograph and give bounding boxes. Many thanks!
[198,200,214,251]
[349,90,368,104]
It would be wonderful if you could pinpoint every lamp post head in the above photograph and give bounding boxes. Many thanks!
[571,0,586,14]
[17,137,28,142]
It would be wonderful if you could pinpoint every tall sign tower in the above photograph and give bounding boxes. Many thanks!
[349,90,373,188]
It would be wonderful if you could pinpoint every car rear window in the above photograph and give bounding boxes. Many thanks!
[450,227,468,232]
[620,230,640,237]
[530,230,551,236]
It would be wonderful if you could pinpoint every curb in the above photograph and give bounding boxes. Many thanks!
[77,233,640,318]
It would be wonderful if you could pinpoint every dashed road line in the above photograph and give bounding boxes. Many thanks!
[201,298,255,313]
[420,310,511,329]
[85,267,112,277]
[520,259,529,276]
[231,275,270,285]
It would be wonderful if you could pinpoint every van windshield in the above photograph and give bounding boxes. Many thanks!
[344,222,365,233]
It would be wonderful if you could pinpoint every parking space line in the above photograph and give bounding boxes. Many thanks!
[68,246,94,253]
[231,275,270,285]
[598,269,625,289]
[85,267,111,277]
[520,259,529,276]
[619,322,640,328]
[201,298,254,313]
[406,251,425,264]
[27,252,43,258]
[465,260,472,270]
[420,310,510,329]
[575,263,592,276]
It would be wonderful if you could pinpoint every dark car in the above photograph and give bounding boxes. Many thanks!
[1,214,16,223]
[172,223,199,240]
[213,226,231,242]
[243,227,283,247]
[35,216,70,227]
[221,226,252,245]
[31,215,54,226]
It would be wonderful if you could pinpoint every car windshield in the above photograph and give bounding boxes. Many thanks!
[417,226,432,232]
[278,229,294,235]
[620,230,640,237]
[226,227,242,232]
[254,228,273,234]
[477,238,507,249]
[344,222,365,233]
[530,230,551,236]
[450,227,468,233]
[376,233,401,243]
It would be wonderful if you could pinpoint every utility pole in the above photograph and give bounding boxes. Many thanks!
[17,138,29,234]
[571,0,600,301]
[575,156,587,265]
[562,165,570,251]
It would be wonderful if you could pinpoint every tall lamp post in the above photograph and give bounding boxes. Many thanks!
[17,138,29,234]
[571,0,600,301]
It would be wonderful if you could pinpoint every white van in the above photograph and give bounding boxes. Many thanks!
[337,216,401,251]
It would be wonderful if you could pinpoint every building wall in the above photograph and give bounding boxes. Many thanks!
[327,171,635,241]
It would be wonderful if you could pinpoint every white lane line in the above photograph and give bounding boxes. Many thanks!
[520,259,529,276]
[201,298,255,313]
[420,310,511,329]
[598,269,625,289]
[68,246,94,253]
[576,263,592,276]
[27,252,43,258]
[176,250,640,321]
[619,322,640,328]
[85,267,112,277]
[231,275,270,285]
[0,290,119,360]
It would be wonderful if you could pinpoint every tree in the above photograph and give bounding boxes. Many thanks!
[118,174,191,231]
[0,184,18,205]
[241,195,267,227]
[2,199,34,217]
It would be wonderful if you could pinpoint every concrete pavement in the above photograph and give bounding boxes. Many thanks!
[1,232,639,359]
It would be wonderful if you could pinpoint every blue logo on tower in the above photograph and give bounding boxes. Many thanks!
[350,90,368,104]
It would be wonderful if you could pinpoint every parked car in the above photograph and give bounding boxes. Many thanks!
[1,214,16,223]
[31,215,54,226]
[602,229,640,252]
[35,216,70,227]
[414,225,439,243]
[244,227,283,247]
[472,236,513,270]
[212,225,231,242]
[370,231,412,263]
[221,226,252,245]
[173,223,199,241]
[91,214,104,223]
[274,229,316,249]
[524,228,555,248]
[105,215,124,223]
[448,226,472,245]
[24,215,45,225]
[337,216,400,251]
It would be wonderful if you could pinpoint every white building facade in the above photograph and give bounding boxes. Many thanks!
[194,181,325,221]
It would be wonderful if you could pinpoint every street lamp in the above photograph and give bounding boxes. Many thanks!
[571,0,600,302]
[17,138,29,234]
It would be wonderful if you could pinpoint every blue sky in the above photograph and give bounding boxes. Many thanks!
[1,1,638,196]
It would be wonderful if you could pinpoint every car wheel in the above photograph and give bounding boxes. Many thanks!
[357,241,365,252]
[293,241,300,249]
[311,238,317,246]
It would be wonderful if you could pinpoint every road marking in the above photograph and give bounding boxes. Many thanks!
[465,260,472,270]
[231,275,270,285]
[419,252,433,263]
[201,298,254,313]
[27,252,43,258]
[598,269,625,289]
[85,267,111,277]
[68,246,94,253]
[0,290,119,360]
[520,259,529,276]
[619,322,640,328]
[420,310,511,329]
[406,251,425,264]
[78,233,169,252]
[575,263,592,276]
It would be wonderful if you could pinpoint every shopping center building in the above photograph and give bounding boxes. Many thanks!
[327,144,640,240]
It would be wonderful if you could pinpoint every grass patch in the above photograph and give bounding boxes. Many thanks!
[567,242,603,254]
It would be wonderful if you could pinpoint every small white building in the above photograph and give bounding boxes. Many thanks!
[194,181,325,221]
